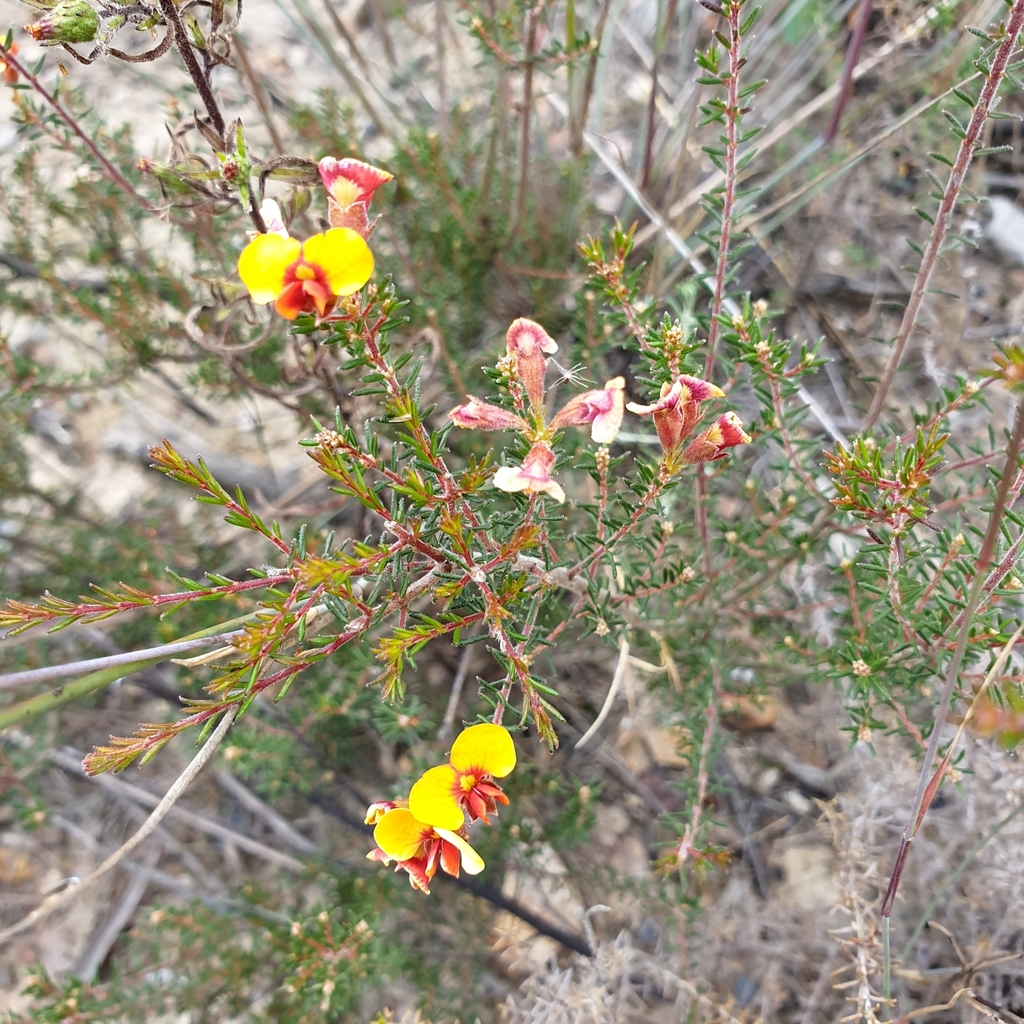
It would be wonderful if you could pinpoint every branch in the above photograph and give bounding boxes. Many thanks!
[863,4,1024,429]
[880,385,1024,919]
[0,631,242,690]
[0,706,237,949]
[0,44,149,210]
[155,0,227,142]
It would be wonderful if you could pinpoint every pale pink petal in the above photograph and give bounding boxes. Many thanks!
[448,397,528,432]
[626,380,683,416]
[591,386,625,444]
[506,318,558,359]
[493,465,531,494]
[258,198,289,238]
[493,442,566,502]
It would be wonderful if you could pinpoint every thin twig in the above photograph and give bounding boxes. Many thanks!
[822,0,873,142]
[880,386,1024,921]
[570,0,613,154]
[703,0,743,382]
[0,45,149,210]
[438,643,475,743]
[51,746,305,873]
[0,707,237,948]
[0,632,242,691]
[215,769,317,855]
[156,0,227,142]
[898,795,1024,962]
[232,35,285,154]
[74,845,161,981]
[675,663,722,867]
[508,5,538,241]
[863,1,1024,429]
[574,635,630,750]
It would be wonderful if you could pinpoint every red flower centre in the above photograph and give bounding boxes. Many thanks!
[453,768,509,823]
[275,259,334,319]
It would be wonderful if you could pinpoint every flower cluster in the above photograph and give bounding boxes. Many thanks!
[237,156,391,321]
[449,318,626,502]
[366,723,516,894]
[447,318,751,502]
[626,376,751,462]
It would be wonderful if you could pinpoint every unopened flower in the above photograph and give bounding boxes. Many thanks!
[550,376,626,444]
[506,318,558,409]
[409,723,517,830]
[256,197,288,239]
[448,396,528,433]
[26,0,98,43]
[851,659,871,678]
[680,412,752,464]
[627,375,724,453]
[492,441,565,503]
[238,227,373,320]
[364,800,399,825]
[368,808,483,894]
[318,157,393,238]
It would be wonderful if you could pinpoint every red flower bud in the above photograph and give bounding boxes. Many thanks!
[681,412,752,464]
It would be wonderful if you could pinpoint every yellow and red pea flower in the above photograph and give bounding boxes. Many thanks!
[318,157,394,238]
[409,723,517,831]
[237,227,374,321]
[368,808,483,894]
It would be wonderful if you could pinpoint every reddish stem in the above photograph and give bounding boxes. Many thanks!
[0,45,149,210]
[864,4,1024,429]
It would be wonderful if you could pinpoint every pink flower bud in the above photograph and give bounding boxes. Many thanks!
[448,397,528,432]
[549,377,625,444]
[505,318,557,409]
[681,412,752,464]
[318,157,394,239]
[492,441,565,503]
[257,198,289,239]
[626,374,724,453]
[318,157,394,209]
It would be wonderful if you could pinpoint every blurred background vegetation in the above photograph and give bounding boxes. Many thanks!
[3,0,1024,1017]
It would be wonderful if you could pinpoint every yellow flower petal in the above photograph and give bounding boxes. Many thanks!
[436,828,485,875]
[373,808,430,861]
[408,764,464,830]
[238,233,300,304]
[301,228,374,297]
[450,723,517,778]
